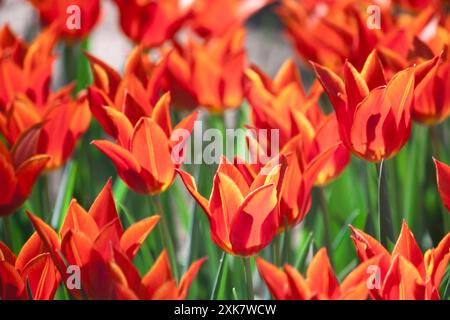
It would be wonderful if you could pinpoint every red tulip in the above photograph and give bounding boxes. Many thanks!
[313,50,416,162]
[434,158,450,212]
[28,0,100,40]
[245,59,350,185]
[0,26,91,169]
[257,248,381,300]
[91,93,198,195]
[189,0,273,38]
[24,179,201,299]
[0,140,49,216]
[350,221,450,299]
[164,28,247,112]
[0,239,60,300]
[177,155,285,256]
[114,0,190,48]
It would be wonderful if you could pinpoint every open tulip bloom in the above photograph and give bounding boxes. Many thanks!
[0,0,449,304]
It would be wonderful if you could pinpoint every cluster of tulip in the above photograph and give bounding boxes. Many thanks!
[0,0,449,300]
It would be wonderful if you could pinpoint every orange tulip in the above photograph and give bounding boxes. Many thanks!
[114,0,190,48]
[189,0,273,38]
[278,0,438,72]
[0,240,60,300]
[164,28,247,112]
[177,155,285,256]
[25,179,204,299]
[256,248,381,300]
[411,52,450,125]
[114,251,206,300]
[313,50,417,162]
[28,0,100,40]
[434,158,450,212]
[350,220,450,299]
[0,140,49,216]
[245,59,350,185]
[91,93,198,195]
[86,47,166,135]
[0,26,91,169]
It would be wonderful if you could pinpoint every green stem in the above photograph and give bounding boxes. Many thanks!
[318,187,333,266]
[210,252,227,300]
[272,235,281,266]
[429,126,442,159]
[375,160,394,248]
[152,194,179,280]
[282,219,290,264]
[242,257,254,300]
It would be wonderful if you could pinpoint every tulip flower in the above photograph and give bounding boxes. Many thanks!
[412,53,450,125]
[91,93,198,195]
[189,0,273,38]
[0,140,49,216]
[86,47,166,135]
[350,221,450,299]
[164,28,247,112]
[24,179,200,299]
[245,59,350,185]
[434,158,450,212]
[114,251,206,300]
[0,240,60,300]
[177,155,285,256]
[25,179,204,299]
[28,0,100,40]
[313,50,416,162]
[0,26,91,169]
[256,248,382,300]
[113,0,190,48]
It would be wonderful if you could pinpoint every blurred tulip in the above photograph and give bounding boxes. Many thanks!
[114,0,190,48]
[0,26,91,169]
[350,221,450,299]
[86,47,166,134]
[245,59,350,185]
[28,0,100,40]
[164,28,247,112]
[0,141,49,216]
[434,158,450,212]
[189,0,273,38]
[257,248,381,300]
[92,93,198,195]
[177,155,285,256]
[313,50,416,162]
[412,53,450,125]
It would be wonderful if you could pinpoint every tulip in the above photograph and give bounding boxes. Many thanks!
[0,26,91,169]
[245,134,340,227]
[0,140,49,216]
[114,251,206,300]
[86,47,166,135]
[28,0,100,40]
[164,28,247,112]
[350,220,450,299]
[91,93,198,195]
[256,248,382,300]
[434,158,450,212]
[412,53,450,125]
[245,59,350,185]
[189,0,273,38]
[113,0,190,48]
[25,179,195,299]
[313,50,416,162]
[177,155,285,256]
[0,240,60,300]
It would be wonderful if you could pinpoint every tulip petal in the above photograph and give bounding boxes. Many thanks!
[178,257,207,299]
[306,248,340,299]
[434,158,450,212]
[120,215,160,260]
[256,257,288,300]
